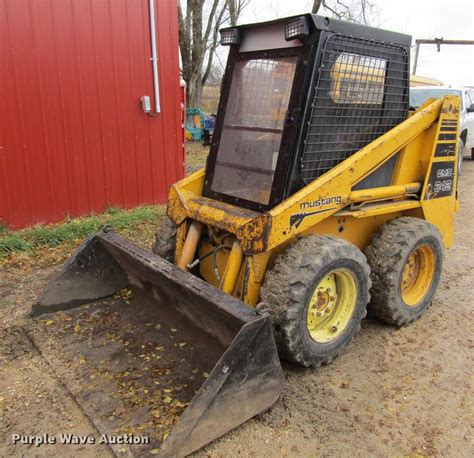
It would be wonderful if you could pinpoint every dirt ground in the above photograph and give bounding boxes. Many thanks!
[1,158,473,457]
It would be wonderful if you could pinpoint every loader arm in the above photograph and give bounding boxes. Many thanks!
[169,95,459,257]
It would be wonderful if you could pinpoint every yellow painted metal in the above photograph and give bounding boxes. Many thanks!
[199,241,228,288]
[401,244,436,306]
[167,170,205,225]
[304,213,400,250]
[177,190,258,234]
[349,182,421,203]
[175,221,188,264]
[242,252,271,306]
[220,240,244,294]
[420,95,461,248]
[238,98,443,255]
[338,200,421,219]
[306,269,357,343]
[164,95,458,308]
[392,123,437,186]
[177,221,203,270]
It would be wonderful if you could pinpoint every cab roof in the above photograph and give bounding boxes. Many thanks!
[222,13,412,48]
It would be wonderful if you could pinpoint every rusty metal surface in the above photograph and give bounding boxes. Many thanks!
[32,231,284,456]
[178,191,260,234]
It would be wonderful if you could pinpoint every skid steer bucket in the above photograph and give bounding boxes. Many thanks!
[31,230,283,456]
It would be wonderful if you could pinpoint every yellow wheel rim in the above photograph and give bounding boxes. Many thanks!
[401,244,435,307]
[306,269,357,343]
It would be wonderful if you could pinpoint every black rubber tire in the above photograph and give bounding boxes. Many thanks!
[152,217,177,262]
[365,217,444,327]
[261,235,371,367]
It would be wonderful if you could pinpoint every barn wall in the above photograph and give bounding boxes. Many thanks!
[0,0,185,229]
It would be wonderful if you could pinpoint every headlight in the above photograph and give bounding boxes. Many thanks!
[285,16,310,41]
[220,28,241,46]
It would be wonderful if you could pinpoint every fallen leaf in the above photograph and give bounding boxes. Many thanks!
[150,448,159,455]
[164,396,172,404]
[41,319,55,326]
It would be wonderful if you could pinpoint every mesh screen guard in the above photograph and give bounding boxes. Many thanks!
[301,34,409,183]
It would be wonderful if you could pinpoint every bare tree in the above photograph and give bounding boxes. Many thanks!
[312,0,377,25]
[178,0,249,107]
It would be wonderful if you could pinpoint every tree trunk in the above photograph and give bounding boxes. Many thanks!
[178,0,249,107]
[312,0,323,14]
[189,73,203,107]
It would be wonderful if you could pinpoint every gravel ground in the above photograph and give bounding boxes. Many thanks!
[1,158,473,457]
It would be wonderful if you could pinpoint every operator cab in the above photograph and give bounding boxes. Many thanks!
[203,14,411,212]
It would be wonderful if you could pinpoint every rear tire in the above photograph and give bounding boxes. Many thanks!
[152,217,177,262]
[365,217,444,326]
[261,236,371,367]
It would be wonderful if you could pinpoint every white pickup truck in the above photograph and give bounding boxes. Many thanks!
[410,86,474,174]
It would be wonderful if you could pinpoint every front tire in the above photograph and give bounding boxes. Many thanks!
[152,217,177,262]
[261,236,371,367]
[365,217,444,326]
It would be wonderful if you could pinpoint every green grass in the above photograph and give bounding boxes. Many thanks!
[0,205,165,258]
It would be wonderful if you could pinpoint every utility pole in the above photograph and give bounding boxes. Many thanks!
[412,38,474,75]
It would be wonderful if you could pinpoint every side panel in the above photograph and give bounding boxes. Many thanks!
[420,97,461,247]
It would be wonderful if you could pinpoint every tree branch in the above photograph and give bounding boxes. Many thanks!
[312,0,323,14]
[202,3,226,85]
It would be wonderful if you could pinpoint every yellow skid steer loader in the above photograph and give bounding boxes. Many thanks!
[33,13,460,456]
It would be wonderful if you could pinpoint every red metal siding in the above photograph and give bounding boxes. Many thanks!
[0,0,184,229]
